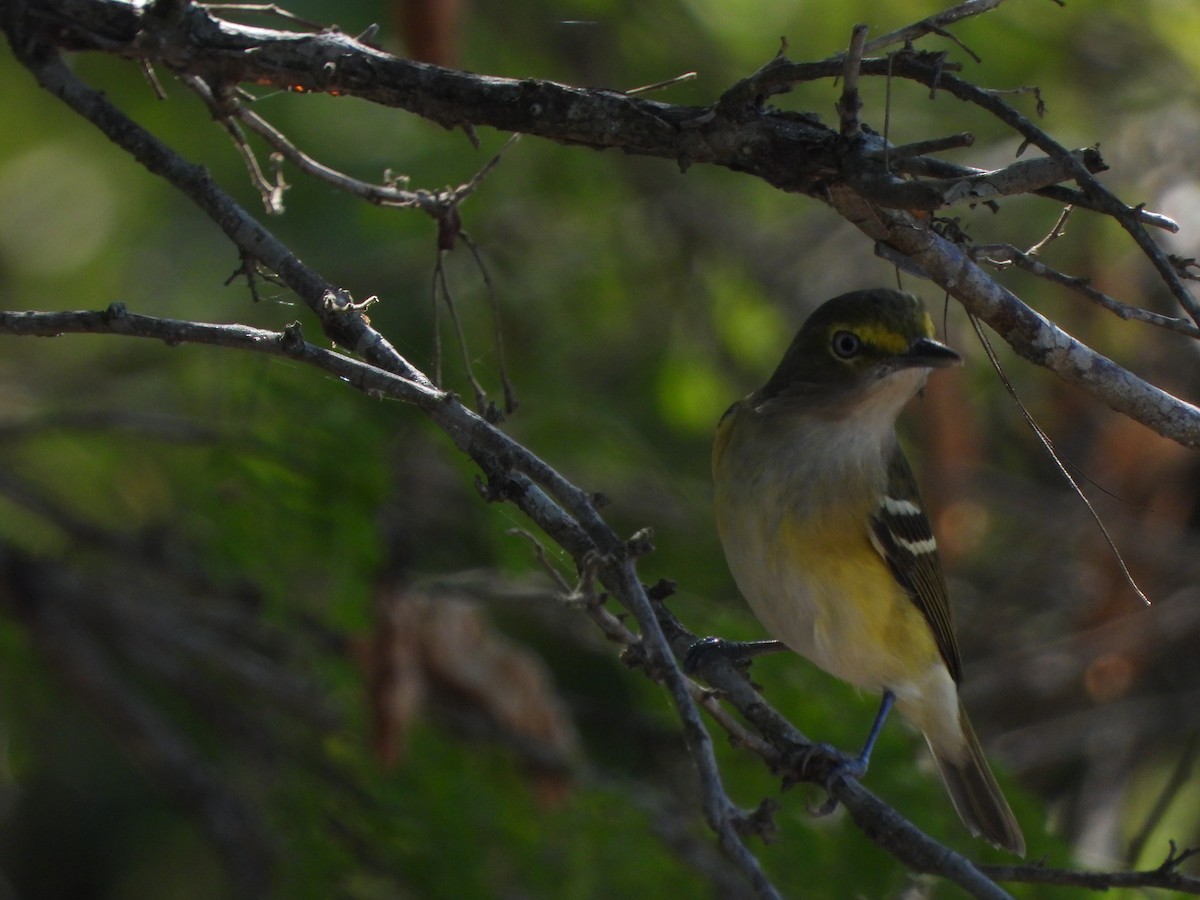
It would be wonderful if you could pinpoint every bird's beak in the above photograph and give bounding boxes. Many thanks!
[901,336,962,369]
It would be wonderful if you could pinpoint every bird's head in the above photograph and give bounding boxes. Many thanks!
[755,289,961,415]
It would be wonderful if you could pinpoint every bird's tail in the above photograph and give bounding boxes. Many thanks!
[929,701,1025,856]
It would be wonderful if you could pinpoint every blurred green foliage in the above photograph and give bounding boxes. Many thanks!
[2,0,1200,897]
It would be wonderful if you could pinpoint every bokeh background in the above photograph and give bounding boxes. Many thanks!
[2,0,1200,897]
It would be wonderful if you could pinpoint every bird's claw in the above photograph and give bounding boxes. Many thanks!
[684,636,784,674]
[684,636,746,673]
[795,742,869,817]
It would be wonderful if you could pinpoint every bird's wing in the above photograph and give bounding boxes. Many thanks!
[868,445,963,683]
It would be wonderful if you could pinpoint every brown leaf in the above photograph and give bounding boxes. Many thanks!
[362,583,580,795]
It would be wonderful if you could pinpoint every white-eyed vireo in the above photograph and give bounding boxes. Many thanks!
[709,288,1024,855]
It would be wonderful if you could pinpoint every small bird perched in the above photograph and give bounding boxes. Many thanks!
[709,288,1024,855]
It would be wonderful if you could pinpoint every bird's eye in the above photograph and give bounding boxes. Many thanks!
[831,330,862,359]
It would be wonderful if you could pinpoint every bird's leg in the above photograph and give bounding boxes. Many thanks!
[846,688,895,776]
[808,690,896,816]
[683,637,786,673]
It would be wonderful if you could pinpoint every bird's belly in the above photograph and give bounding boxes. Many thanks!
[716,502,943,695]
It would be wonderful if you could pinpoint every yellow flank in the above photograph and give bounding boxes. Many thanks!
[765,506,941,691]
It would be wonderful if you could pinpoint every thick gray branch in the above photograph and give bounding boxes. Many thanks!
[857,148,1107,210]
[873,215,1200,447]
[17,0,1198,450]
[22,0,843,193]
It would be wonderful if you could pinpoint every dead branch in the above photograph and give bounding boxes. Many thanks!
[11,0,1197,449]
[4,1,1200,897]
[981,842,1200,894]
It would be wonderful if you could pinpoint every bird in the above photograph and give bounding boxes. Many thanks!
[707,287,1024,855]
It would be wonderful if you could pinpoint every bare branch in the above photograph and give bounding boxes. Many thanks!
[1025,204,1073,256]
[982,842,1200,894]
[625,70,698,97]
[32,0,1185,367]
[858,208,1200,447]
[432,250,489,414]
[968,244,1200,338]
[894,161,1180,232]
[658,602,1015,900]
[875,53,1200,327]
[184,73,489,218]
[459,230,518,415]
[889,132,975,159]
[199,3,329,32]
[860,0,1014,56]
[857,148,1107,210]
[836,24,869,139]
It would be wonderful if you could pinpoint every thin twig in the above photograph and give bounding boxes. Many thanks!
[430,261,445,387]
[457,133,522,200]
[876,55,1200,327]
[967,243,1200,338]
[433,250,489,413]
[625,71,698,96]
[888,133,975,159]
[693,687,781,761]
[967,313,1150,606]
[188,76,428,210]
[194,104,522,409]
[983,841,1200,894]
[857,149,1106,211]
[860,0,1012,56]
[891,156,1179,232]
[507,527,582,596]
[836,24,869,139]
[182,76,287,212]
[139,58,168,99]
[508,527,641,647]
[511,526,779,762]
[460,231,517,414]
[1025,204,1072,256]
[201,2,326,31]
